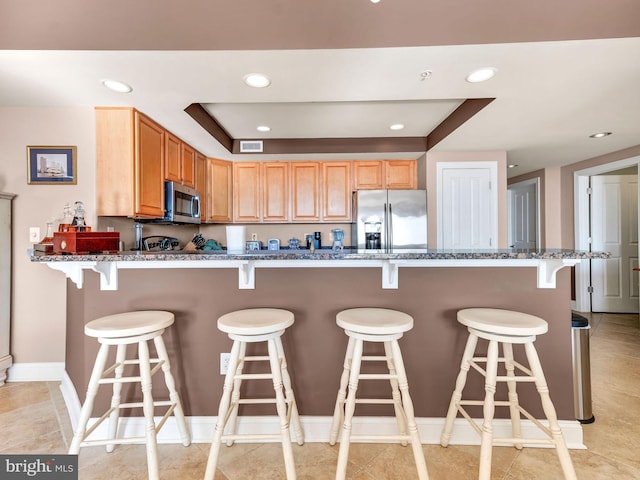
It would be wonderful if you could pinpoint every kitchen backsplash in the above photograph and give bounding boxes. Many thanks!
[97,216,352,250]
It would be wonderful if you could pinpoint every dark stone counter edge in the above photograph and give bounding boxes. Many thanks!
[30,248,610,262]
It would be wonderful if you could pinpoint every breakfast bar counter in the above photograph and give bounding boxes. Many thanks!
[32,249,607,446]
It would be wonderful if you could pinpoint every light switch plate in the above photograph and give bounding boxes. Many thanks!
[29,227,40,243]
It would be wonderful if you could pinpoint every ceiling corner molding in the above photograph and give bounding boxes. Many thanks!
[426,98,495,150]
[184,103,233,152]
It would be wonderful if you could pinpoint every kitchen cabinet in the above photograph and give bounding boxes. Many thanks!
[206,158,232,223]
[322,161,352,222]
[181,143,196,188]
[233,162,260,223]
[353,161,385,190]
[165,132,181,183]
[195,152,207,221]
[262,162,290,222]
[291,162,320,222]
[96,107,165,218]
[386,160,417,189]
[353,160,417,190]
[0,193,14,386]
[166,134,196,188]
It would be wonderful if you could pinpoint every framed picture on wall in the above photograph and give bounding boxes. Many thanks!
[27,146,77,185]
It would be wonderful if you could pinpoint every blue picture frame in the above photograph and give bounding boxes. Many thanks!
[27,146,77,184]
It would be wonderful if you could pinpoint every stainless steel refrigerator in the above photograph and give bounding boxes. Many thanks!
[352,190,427,250]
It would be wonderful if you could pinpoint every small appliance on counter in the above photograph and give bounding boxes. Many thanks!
[246,240,263,251]
[331,228,345,250]
[267,238,280,250]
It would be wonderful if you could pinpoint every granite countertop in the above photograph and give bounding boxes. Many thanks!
[30,248,610,262]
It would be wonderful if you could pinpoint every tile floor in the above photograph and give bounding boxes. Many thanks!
[1,312,639,479]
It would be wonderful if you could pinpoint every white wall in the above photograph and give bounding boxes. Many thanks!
[0,107,96,363]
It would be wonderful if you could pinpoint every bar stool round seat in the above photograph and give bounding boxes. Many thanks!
[69,310,190,480]
[440,308,577,480]
[205,308,304,480]
[330,308,429,480]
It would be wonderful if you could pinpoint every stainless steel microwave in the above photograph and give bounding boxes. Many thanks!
[162,181,201,224]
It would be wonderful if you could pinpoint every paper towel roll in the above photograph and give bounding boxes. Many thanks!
[226,226,246,253]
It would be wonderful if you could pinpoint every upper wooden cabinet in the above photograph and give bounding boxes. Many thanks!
[165,133,196,188]
[262,162,290,222]
[291,162,320,222]
[386,160,417,189]
[353,161,385,190]
[96,107,165,218]
[181,143,196,188]
[233,162,261,223]
[322,161,352,222]
[206,158,233,223]
[353,160,417,190]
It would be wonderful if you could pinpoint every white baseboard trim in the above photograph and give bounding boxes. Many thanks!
[59,375,585,450]
[7,362,65,382]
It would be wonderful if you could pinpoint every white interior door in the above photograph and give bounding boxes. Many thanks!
[437,162,496,249]
[591,174,639,312]
[508,179,538,249]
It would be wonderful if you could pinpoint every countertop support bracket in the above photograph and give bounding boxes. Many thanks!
[238,261,255,289]
[537,259,576,288]
[46,262,85,289]
[382,260,399,289]
[91,262,118,291]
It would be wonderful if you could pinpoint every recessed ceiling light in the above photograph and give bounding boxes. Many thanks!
[466,67,497,83]
[507,164,518,169]
[243,73,271,88]
[257,125,271,132]
[589,131,612,138]
[370,0,381,3]
[101,79,132,93]
[389,124,405,131]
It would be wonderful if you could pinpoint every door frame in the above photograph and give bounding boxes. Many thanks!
[573,155,640,312]
[507,178,540,249]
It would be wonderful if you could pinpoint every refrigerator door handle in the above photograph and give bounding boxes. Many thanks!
[384,203,388,249]
[388,203,393,250]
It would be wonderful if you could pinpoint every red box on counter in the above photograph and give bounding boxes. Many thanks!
[53,231,120,254]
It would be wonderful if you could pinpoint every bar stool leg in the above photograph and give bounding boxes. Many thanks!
[138,340,160,480]
[329,336,355,445]
[336,338,363,480]
[204,340,242,480]
[478,339,499,480]
[276,336,304,445]
[267,338,296,480]
[106,344,127,453]
[153,335,191,446]
[69,343,111,454]
[440,332,479,447]
[389,340,429,480]
[384,341,408,446]
[524,343,578,480]
[502,342,523,450]
[224,341,246,446]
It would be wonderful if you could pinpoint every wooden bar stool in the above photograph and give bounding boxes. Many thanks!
[69,311,190,480]
[204,308,304,480]
[329,308,429,480]
[440,308,577,480]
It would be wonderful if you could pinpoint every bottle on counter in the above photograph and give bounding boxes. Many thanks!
[40,219,55,244]
[70,201,90,232]
[314,231,321,250]
[58,203,74,232]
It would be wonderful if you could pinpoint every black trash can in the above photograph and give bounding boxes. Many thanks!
[571,312,595,424]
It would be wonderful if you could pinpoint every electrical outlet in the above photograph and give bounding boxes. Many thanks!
[29,227,40,243]
[220,352,231,375]
[251,233,258,241]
